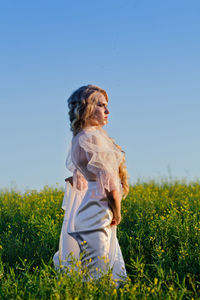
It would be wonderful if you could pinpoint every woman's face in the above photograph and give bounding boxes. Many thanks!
[87,93,109,127]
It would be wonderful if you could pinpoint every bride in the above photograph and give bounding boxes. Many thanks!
[53,84,129,287]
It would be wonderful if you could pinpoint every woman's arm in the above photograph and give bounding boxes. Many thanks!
[106,189,121,226]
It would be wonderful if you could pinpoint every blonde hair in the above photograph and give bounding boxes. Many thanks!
[109,138,129,198]
[67,84,129,198]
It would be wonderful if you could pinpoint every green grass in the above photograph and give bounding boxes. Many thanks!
[1,180,200,299]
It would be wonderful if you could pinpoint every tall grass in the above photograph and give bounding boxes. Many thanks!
[1,180,200,299]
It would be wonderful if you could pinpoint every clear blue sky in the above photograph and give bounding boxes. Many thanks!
[0,0,200,192]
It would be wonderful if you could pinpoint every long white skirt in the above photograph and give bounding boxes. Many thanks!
[53,181,127,285]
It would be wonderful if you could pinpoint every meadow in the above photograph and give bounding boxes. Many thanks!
[1,179,200,299]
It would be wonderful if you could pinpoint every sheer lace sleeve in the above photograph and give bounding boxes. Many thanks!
[65,142,88,192]
[78,129,124,195]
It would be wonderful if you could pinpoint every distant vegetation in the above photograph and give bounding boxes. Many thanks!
[1,180,200,299]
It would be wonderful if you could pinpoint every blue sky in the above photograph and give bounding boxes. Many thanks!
[0,0,200,192]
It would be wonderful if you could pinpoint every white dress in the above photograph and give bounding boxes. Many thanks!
[53,126,127,286]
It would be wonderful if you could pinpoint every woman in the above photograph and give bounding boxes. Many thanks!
[53,85,129,286]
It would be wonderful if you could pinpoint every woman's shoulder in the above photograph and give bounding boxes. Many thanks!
[72,127,122,153]
[71,127,114,154]
[73,126,105,142]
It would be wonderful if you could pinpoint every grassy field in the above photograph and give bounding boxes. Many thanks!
[1,179,200,299]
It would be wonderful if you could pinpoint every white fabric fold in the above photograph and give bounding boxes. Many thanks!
[53,181,86,268]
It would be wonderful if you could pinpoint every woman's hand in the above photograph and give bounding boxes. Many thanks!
[111,213,121,226]
[65,174,88,190]
[65,176,73,186]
